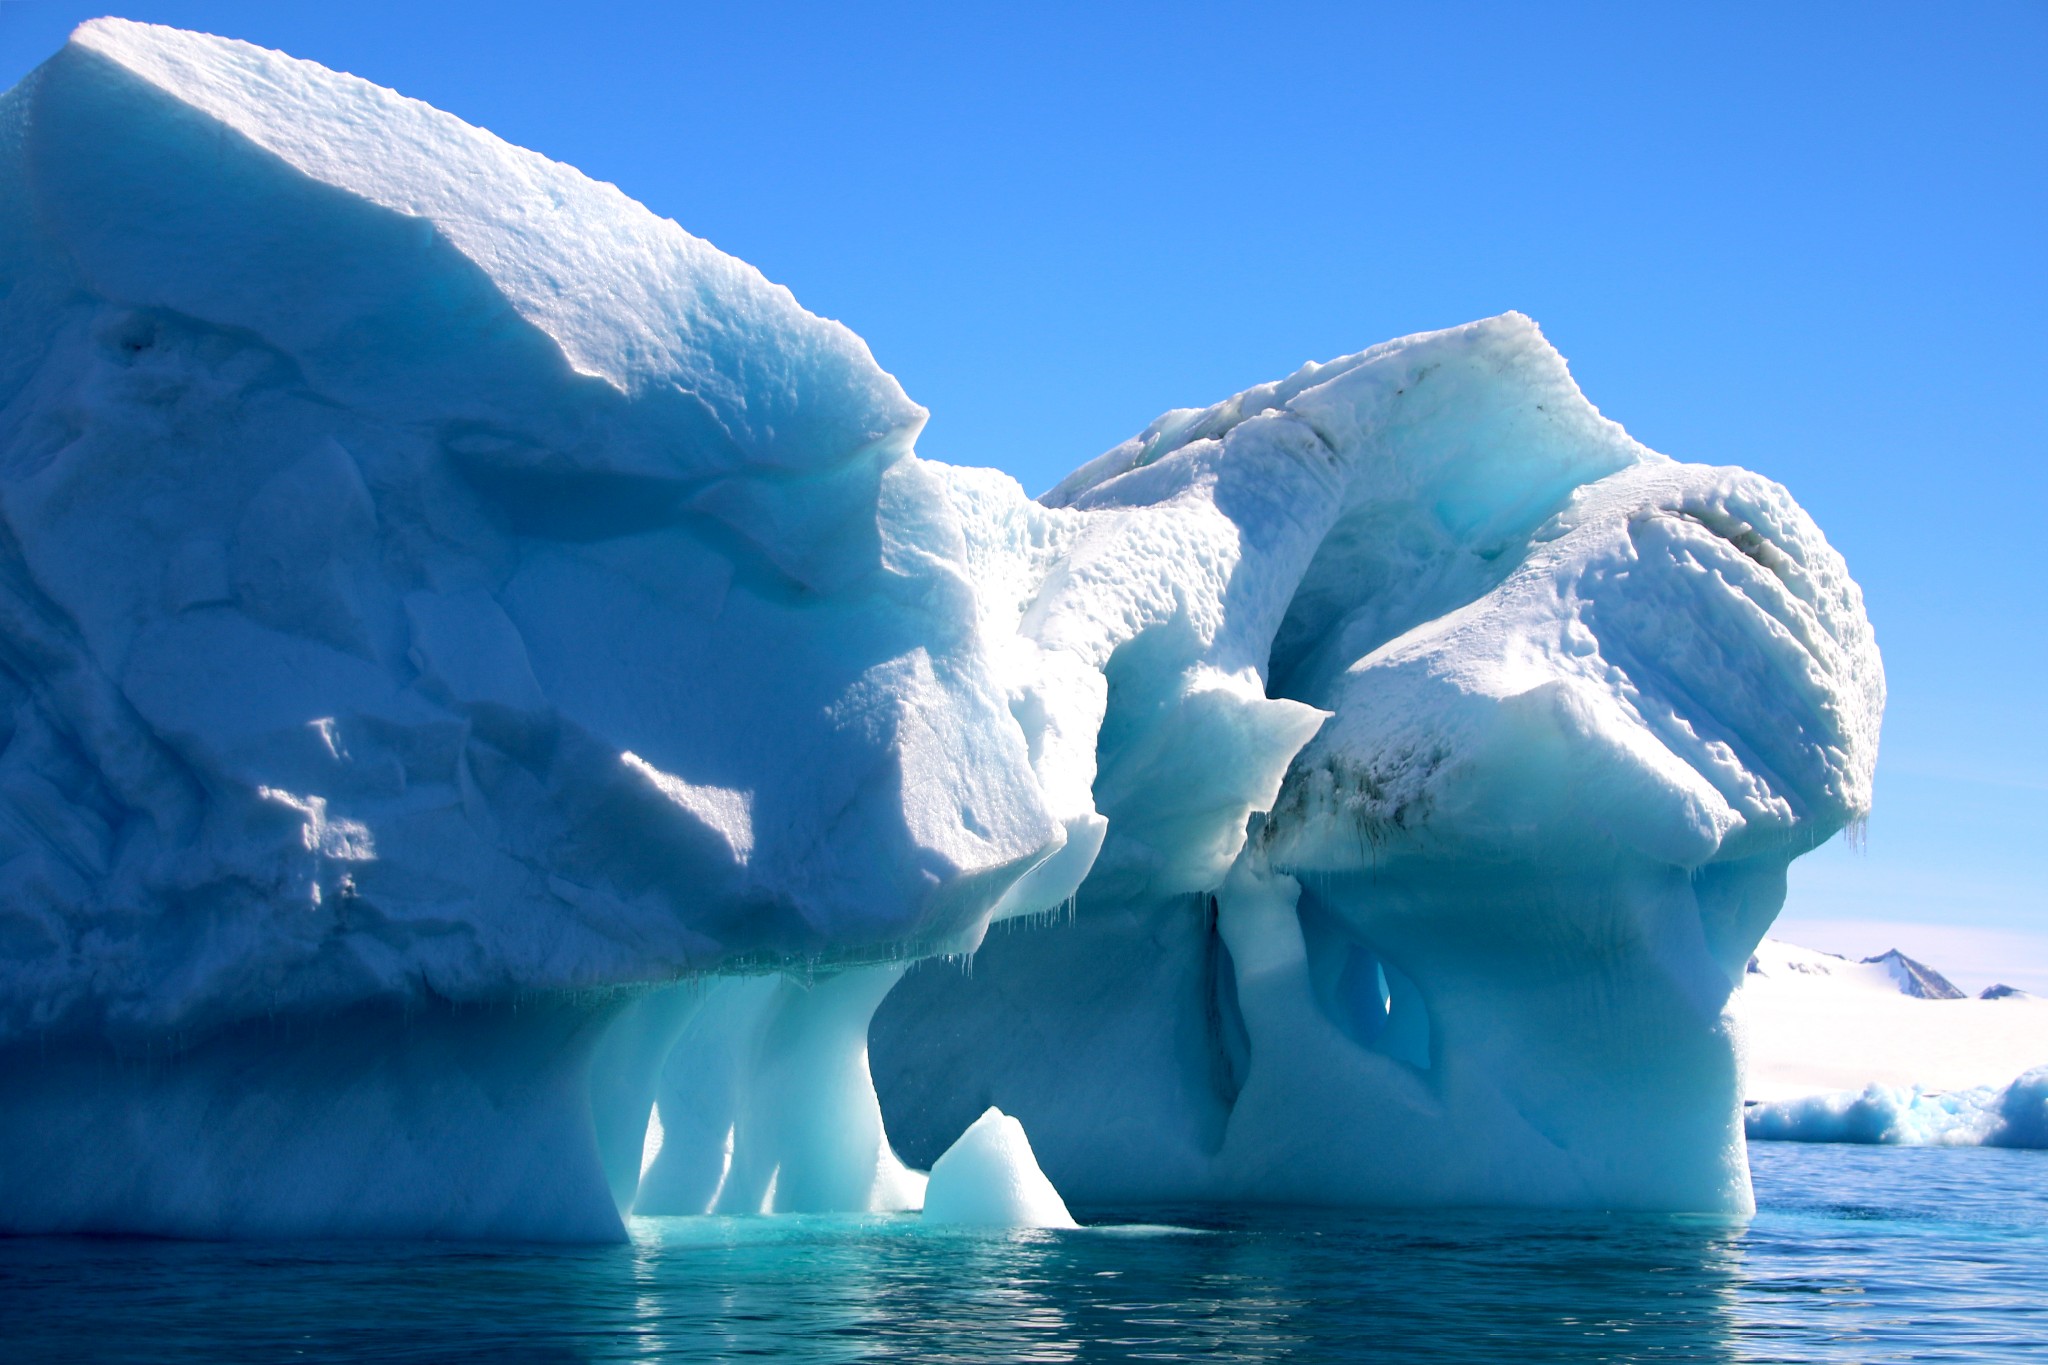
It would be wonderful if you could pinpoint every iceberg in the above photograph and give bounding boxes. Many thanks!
[1745,1068,2048,1148]
[875,333,1884,1214]
[921,1108,1077,1229]
[0,20,1883,1239]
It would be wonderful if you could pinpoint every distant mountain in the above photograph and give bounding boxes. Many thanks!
[1860,949,1967,1000]
[1982,984,2032,1001]
[1744,940,1967,1000]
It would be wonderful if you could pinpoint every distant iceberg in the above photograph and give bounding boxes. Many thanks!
[0,20,1883,1238]
[1746,1068,2048,1148]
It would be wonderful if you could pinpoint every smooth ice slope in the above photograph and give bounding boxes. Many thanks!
[626,968,929,1216]
[921,1108,1077,1228]
[0,20,1882,1238]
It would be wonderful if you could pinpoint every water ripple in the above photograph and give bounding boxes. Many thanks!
[3,1145,2044,1362]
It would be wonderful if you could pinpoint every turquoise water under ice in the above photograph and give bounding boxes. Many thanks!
[4,1143,2044,1362]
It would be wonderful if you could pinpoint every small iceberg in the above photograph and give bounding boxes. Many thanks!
[921,1108,1077,1228]
[1746,1066,2048,1148]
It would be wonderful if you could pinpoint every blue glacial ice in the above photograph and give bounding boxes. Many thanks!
[0,20,1884,1238]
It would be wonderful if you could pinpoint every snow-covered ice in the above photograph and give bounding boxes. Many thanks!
[0,20,1887,1237]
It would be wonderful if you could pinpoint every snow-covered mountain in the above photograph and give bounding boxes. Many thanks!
[1740,938,2048,1146]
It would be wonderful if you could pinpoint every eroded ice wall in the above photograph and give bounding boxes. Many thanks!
[0,19,1059,1238]
[0,20,1881,1238]
[873,317,1883,1214]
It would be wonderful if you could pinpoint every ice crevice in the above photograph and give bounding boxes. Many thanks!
[0,19,1882,1239]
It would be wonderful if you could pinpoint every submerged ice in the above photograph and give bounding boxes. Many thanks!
[0,20,1884,1239]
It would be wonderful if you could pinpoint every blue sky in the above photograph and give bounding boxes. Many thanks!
[4,2,2043,987]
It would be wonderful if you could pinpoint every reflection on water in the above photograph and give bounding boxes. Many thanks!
[4,1144,2045,1362]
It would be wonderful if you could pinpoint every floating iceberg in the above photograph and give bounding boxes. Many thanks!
[922,1108,1077,1229]
[0,20,1883,1239]
[873,325,1884,1215]
[1745,1068,2048,1148]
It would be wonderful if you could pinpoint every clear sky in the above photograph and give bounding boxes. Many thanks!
[4,2,2043,988]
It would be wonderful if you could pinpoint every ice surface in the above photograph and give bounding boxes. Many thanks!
[921,1108,1077,1228]
[0,18,1052,1238]
[626,968,927,1215]
[0,20,1886,1237]
[0,18,1061,1036]
[1745,1067,2048,1148]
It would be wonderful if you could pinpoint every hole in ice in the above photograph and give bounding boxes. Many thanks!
[1334,950,1393,1038]
[638,1102,666,1181]
[1295,884,1431,1071]
[99,309,160,358]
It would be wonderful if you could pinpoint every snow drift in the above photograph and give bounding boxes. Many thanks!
[0,20,1883,1238]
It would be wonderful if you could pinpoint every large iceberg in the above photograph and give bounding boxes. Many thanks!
[0,21,1882,1239]
[872,326,1883,1214]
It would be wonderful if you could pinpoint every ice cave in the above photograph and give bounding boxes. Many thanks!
[0,20,1883,1239]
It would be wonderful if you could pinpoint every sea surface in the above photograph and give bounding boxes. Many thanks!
[3,1143,2043,1362]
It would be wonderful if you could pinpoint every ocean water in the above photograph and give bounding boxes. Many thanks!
[3,1143,2043,1363]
